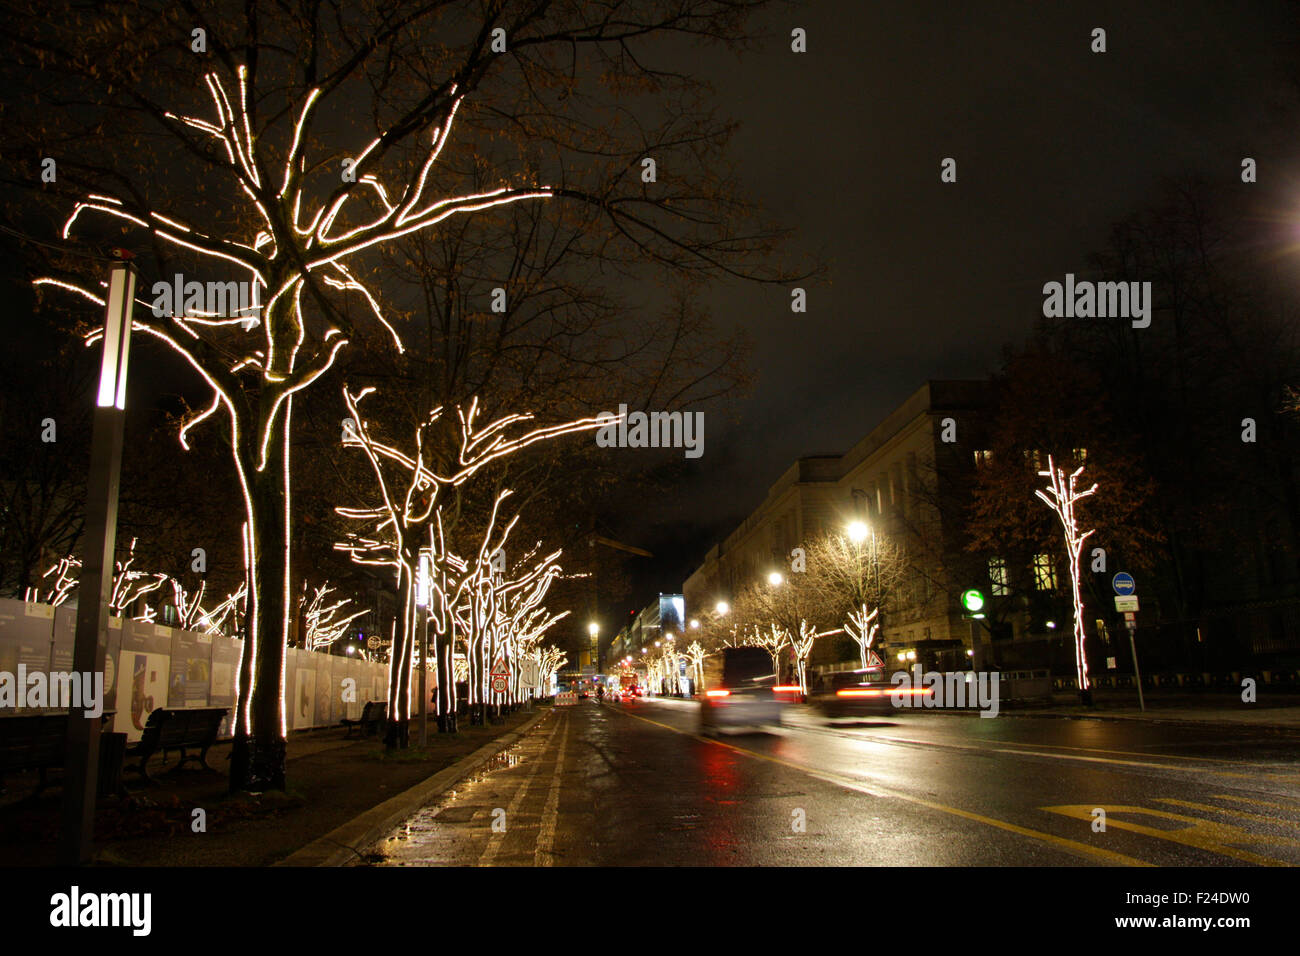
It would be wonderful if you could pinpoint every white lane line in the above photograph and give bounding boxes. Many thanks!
[477,718,561,867]
[534,712,572,866]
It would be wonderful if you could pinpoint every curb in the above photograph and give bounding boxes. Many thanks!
[274,707,552,867]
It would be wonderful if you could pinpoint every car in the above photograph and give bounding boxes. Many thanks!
[698,646,783,734]
[807,667,899,718]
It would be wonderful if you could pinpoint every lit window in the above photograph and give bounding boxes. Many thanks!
[988,557,1009,596]
[974,449,993,467]
[1032,554,1057,590]
[1072,447,1088,464]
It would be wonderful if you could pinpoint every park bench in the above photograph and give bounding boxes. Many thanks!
[0,712,125,798]
[127,706,228,782]
[341,700,386,738]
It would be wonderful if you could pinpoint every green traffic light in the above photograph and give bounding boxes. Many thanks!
[961,589,985,613]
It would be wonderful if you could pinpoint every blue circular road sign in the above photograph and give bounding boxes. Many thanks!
[1112,572,1136,596]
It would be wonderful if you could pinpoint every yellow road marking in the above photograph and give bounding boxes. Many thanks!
[612,706,1150,867]
[1155,797,1300,828]
[1212,793,1300,810]
[1041,805,1297,866]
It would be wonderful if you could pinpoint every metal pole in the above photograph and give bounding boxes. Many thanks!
[419,608,429,747]
[60,259,136,865]
[1127,624,1146,712]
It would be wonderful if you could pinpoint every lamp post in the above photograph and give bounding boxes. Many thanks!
[416,549,431,747]
[60,258,137,866]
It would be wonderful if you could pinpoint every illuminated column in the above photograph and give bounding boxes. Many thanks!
[60,257,136,865]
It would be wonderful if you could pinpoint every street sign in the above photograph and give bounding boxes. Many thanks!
[1114,595,1140,612]
[865,649,884,668]
[490,658,508,678]
[1125,619,1137,631]
[1123,611,1136,622]
[520,660,541,687]
[1112,572,1136,596]
[490,675,508,694]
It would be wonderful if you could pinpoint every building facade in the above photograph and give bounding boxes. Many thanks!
[683,380,990,671]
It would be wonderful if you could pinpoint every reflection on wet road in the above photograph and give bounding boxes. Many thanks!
[361,698,1300,866]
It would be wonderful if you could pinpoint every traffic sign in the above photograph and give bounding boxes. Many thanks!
[1114,595,1139,612]
[490,675,508,694]
[865,649,884,668]
[1112,572,1136,596]
[1123,611,1136,622]
[490,658,508,678]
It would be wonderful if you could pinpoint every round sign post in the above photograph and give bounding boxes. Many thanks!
[1110,572,1144,711]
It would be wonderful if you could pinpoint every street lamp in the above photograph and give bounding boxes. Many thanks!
[768,571,783,586]
[416,549,432,747]
[847,520,869,544]
[61,257,137,866]
[689,619,699,630]
[715,600,729,615]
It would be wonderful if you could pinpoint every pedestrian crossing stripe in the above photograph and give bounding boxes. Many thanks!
[1039,804,1298,866]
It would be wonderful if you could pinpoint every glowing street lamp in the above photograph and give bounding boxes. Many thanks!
[768,571,784,587]
[689,619,700,630]
[416,549,432,747]
[61,257,137,866]
[715,601,729,615]
[847,520,869,545]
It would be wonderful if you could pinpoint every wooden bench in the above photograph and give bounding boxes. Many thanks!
[128,707,228,782]
[340,700,386,738]
[0,712,124,798]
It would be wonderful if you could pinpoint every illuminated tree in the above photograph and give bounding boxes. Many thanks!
[335,385,601,745]
[1036,456,1098,702]
[788,620,843,695]
[684,640,707,693]
[803,528,906,668]
[299,583,366,652]
[13,0,790,791]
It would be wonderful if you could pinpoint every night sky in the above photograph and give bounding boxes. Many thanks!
[614,0,1300,615]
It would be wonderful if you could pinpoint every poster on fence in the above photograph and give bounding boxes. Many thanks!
[291,648,316,731]
[168,629,212,708]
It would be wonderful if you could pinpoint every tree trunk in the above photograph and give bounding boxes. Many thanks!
[384,576,416,749]
[229,400,293,792]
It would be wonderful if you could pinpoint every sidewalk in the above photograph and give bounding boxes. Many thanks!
[0,704,547,866]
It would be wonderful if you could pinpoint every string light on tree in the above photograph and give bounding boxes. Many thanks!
[1036,455,1098,703]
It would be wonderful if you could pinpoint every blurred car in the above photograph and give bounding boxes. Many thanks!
[808,667,898,718]
[698,646,783,734]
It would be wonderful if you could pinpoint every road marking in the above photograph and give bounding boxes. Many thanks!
[1040,804,1297,866]
[477,717,561,867]
[612,706,1150,867]
[1155,797,1300,828]
[864,731,1265,777]
[1211,793,1300,810]
[984,747,1249,776]
[534,712,572,866]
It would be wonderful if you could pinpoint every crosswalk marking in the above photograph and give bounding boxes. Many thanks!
[1040,804,1297,866]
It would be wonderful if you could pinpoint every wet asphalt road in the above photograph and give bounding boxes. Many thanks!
[362,697,1300,866]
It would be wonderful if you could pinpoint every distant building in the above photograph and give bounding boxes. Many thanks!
[683,380,991,671]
